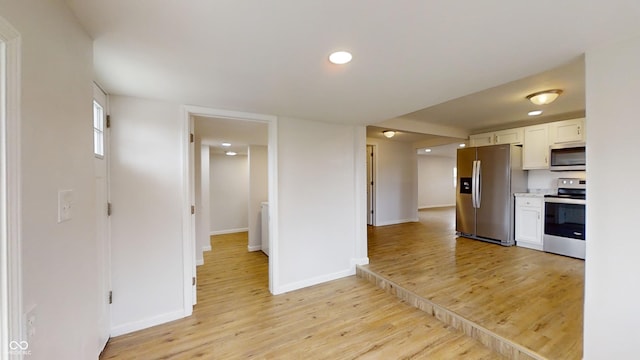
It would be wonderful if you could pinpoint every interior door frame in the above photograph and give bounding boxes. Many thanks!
[0,16,22,359]
[366,144,377,226]
[181,106,278,315]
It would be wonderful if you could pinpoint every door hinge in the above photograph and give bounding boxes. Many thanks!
[108,291,113,304]
[107,202,112,216]
[190,133,194,143]
[192,277,196,286]
[191,205,195,215]
[106,115,111,128]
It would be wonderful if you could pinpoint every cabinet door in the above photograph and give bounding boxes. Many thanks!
[469,132,494,147]
[515,197,544,250]
[523,124,549,169]
[549,118,585,144]
[494,128,524,145]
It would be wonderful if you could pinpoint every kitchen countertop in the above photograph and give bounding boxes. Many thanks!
[514,189,555,197]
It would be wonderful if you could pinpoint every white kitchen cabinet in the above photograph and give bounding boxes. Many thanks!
[469,132,494,147]
[469,128,524,147]
[515,195,544,251]
[549,118,585,144]
[522,124,549,169]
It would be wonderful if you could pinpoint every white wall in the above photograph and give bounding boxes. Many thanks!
[526,169,587,191]
[0,1,104,358]
[209,153,249,233]
[276,117,365,292]
[417,155,455,208]
[583,36,640,359]
[366,138,418,225]
[109,96,185,335]
[248,145,268,251]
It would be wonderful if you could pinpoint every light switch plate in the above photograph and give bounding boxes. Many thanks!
[58,189,74,223]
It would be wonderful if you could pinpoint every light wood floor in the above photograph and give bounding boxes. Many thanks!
[364,207,584,360]
[100,231,504,359]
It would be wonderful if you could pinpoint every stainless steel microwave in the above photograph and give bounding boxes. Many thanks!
[549,143,586,171]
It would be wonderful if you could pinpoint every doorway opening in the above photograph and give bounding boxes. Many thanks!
[181,106,278,314]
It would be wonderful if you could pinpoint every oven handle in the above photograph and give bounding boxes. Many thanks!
[544,197,586,205]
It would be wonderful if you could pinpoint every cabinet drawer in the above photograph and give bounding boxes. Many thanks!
[516,197,542,208]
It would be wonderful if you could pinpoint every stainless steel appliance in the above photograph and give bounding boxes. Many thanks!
[456,144,527,245]
[544,178,586,259]
[549,143,586,171]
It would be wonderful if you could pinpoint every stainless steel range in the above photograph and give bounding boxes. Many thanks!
[544,178,586,259]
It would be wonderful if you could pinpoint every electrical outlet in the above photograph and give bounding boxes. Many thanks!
[24,305,37,340]
[58,189,74,223]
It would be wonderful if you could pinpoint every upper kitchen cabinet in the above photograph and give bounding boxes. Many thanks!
[522,124,549,169]
[469,128,524,147]
[522,118,586,170]
[548,118,585,144]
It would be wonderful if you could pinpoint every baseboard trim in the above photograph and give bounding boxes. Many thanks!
[375,218,419,226]
[351,257,369,267]
[210,228,248,236]
[111,309,186,337]
[248,245,262,252]
[356,266,544,360]
[196,258,204,266]
[202,245,212,252]
[418,204,455,210]
[273,268,354,295]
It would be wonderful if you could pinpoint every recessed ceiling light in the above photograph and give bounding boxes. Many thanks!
[459,143,466,148]
[528,110,543,116]
[221,142,231,147]
[329,51,352,65]
[225,151,237,156]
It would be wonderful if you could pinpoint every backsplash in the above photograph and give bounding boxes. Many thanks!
[527,169,587,191]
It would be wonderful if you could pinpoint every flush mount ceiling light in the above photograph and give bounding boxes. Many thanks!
[424,148,432,153]
[526,89,563,105]
[221,142,231,147]
[528,110,543,116]
[382,130,396,138]
[459,143,466,148]
[225,151,237,156]
[329,51,353,65]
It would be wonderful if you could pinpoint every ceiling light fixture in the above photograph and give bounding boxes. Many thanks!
[221,142,231,147]
[424,149,432,153]
[382,130,396,138]
[528,110,543,116]
[526,89,563,105]
[459,143,466,148]
[225,151,237,156]
[329,51,353,65]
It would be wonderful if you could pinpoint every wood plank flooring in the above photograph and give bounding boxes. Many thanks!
[363,207,584,360]
[100,232,504,359]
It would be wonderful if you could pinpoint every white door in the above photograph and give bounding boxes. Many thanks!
[366,145,375,225]
[93,83,111,348]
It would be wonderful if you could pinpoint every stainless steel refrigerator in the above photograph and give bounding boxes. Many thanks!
[456,144,527,245]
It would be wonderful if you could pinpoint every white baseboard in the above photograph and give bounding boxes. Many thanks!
[375,218,419,226]
[248,245,262,252]
[351,257,369,267]
[418,204,455,209]
[272,267,354,295]
[210,227,248,236]
[111,309,186,337]
[202,245,211,252]
[196,258,204,266]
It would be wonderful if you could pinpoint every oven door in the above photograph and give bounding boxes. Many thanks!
[544,197,586,259]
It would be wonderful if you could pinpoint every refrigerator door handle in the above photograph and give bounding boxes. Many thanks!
[476,160,482,208]
[471,160,478,208]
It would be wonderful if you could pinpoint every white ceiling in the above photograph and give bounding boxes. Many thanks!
[67,1,640,131]
[195,116,268,155]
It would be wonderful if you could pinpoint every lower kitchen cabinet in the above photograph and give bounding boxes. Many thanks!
[515,195,544,251]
